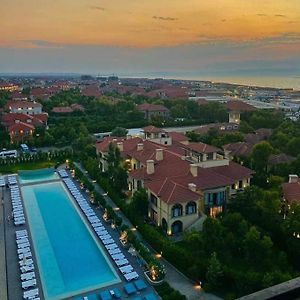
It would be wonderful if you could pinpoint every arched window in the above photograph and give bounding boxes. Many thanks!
[171,220,183,234]
[172,204,183,218]
[186,201,197,215]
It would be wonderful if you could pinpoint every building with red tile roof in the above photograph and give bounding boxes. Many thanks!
[6,100,42,115]
[226,100,256,124]
[137,103,170,120]
[8,122,35,143]
[96,125,253,234]
[282,175,300,204]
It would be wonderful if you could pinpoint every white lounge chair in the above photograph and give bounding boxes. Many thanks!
[17,238,29,244]
[18,242,30,249]
[18,247,31,255]
[23,288,39,299]
[102,238,114,245]
[22,279,37,290]
[108,248,121,255]
[124,271,139,281]
[119,265,133,274]
[19,258,33,266]
[114,259,129,267]
[19,252,32,260]
[21,272,35,281]
[105,243,118,250]
[21,264,35,273]
[112,253,125,260]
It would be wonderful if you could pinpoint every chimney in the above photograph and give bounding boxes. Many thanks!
[112,138,118,142]
[155,149,163,161]
[146,160,155,175]
[188,183,197,192]
[137,143,144,151]
[289,174,299,183]
[116,142,123,152]
[190,164,198,177]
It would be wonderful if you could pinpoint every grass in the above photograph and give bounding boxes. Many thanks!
[0,161,56,174]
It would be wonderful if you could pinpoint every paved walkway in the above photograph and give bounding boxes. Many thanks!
[0,187,8,300]
[74,163,222,300]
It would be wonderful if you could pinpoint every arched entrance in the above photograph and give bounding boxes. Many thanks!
[171,220,183,235]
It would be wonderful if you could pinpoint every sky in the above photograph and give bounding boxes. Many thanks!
[1,0,300,77]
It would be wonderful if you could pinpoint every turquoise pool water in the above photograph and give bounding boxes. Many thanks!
[21,181,120,300]
[19,168,59,184]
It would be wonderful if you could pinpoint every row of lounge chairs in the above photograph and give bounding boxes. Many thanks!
[10,185,25,226]
[8,175,18,185]
[63,176,139,282]
[16,229,40,300]
[58,169,68,178]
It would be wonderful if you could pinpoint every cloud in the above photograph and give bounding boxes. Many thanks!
[90,6,105,11]
[274,14,286,18]
[257,14,267,17]
[152,16,178,21]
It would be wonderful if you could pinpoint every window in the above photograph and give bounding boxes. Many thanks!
[150,194,157,206]
[172,204,183,218]
[186,202,196,215]
[239,180,243,189]
[207,153,214,160]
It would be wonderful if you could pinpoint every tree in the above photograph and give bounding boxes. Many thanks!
[251,141,273,173]
[205,252,223,291]
[111,127,128,137]
[131,189,149,218]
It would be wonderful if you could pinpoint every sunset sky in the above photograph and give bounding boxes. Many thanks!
[1,0,300,76]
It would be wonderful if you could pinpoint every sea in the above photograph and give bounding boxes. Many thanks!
[170,75,300,91]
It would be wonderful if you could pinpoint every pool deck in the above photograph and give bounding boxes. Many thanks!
[0,187,8,300]
[3,182,45,300]
[1,173,160,300]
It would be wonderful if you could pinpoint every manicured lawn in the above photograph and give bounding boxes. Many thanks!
[0,161,56,174]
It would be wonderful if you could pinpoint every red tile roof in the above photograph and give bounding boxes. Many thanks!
[142,125,165,134]
[226,100,255,112]
[224,142,253,157]
[168,131,189,143]
[183,142,220,154]
[6,100,42,109]
[282,182,300,203]
[1,113,48,127]
[137,103,169,112]
[146,178,200,204]
[9,122,35,132]
[268,154,296,166]
[52,107,74,113]
[96,137,142,153]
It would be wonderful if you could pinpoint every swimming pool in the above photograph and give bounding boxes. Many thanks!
[19,168,59,184]
[21,181,120,300]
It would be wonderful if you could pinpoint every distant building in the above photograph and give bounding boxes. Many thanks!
[282,175,300,204]
[0,83,19,92]
[6,100,42,115]
[52,103,85,113]
[137,103,170,120]
[226,100,256,124]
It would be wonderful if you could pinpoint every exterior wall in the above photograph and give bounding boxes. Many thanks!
[149,137,172,146]
[148,190,203,234]
[229,178,251,196]
[10,129,34,143]
[11,106,42,115]
[229,111,241,124]
[197,158,229,168]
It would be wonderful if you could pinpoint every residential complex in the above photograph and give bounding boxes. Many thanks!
[96,126,253,235]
